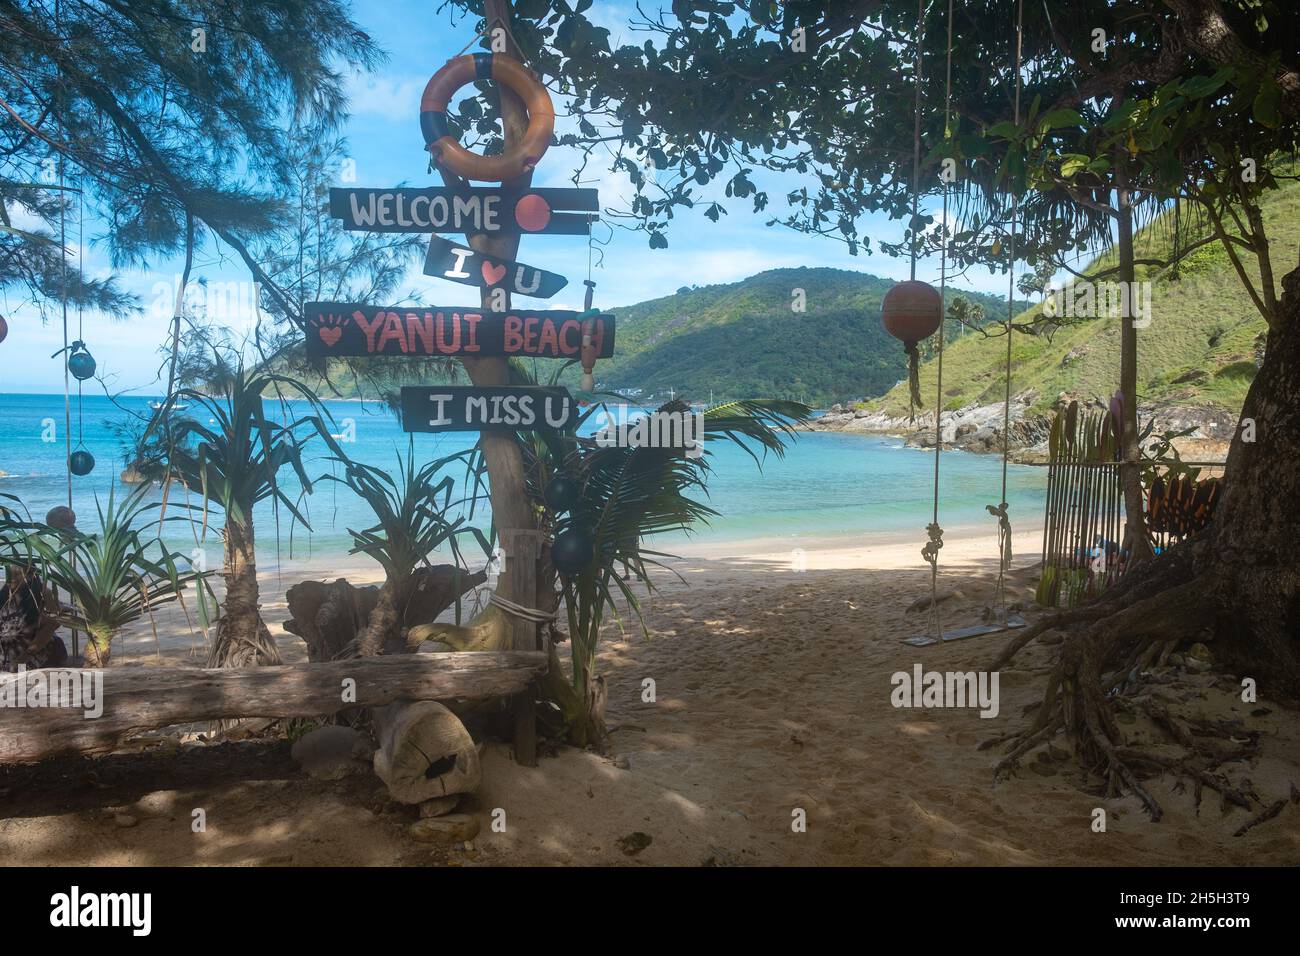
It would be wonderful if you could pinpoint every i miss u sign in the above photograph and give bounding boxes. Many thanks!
[400,386,576,433]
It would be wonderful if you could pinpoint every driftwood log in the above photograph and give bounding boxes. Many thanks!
[284,565,485,661]
[372,700,482,804]
[0,651,545,763]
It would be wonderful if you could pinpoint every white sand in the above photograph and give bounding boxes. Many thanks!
[5,524,1299,866]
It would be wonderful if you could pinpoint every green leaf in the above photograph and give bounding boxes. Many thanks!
[1181,68,1233,100]
[1058,153,1090,179]
[1040,108,1084,131]
[1253,81,1281,128]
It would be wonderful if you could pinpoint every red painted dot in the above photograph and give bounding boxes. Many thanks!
[515,193,552,232]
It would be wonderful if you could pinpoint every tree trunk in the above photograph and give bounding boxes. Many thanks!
[81,623,112,668]
[209,514,279,667]
[357,576,403,658]
[0,651,546,763]
[372,700,482,804]
[1199,265,1300,692]
[284,566,485,662]
[1115,170,1155,566]
[436,0,539,609]
[539,643,607,751]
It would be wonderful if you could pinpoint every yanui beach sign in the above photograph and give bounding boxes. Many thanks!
[305,303,615,360]
[329,187,597,236]
[400,386,576,433]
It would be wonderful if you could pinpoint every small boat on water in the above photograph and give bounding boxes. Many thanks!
[149,400,189,412]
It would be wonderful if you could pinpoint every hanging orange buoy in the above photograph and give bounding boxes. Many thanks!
[882,280,943,410]
[420,53,554,182]
[881,280,943,347]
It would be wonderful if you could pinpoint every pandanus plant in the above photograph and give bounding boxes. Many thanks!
[11,484,210,666]
[530,395,811,748]
[144,350,343,667]
[326,444,491,657]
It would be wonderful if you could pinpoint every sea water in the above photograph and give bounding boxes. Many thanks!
[0,393,1046,563]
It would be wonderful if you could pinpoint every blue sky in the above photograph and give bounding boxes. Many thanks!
[2,0,1026,394]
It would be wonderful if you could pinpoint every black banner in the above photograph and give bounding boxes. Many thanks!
[329,187,597,235]
[400,386,576,433]
[305,302,614,359]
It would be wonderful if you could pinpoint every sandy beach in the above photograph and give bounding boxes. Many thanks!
[2,524,1298,867]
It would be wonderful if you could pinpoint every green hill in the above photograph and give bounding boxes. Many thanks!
[593,267,1025,405]
[864,184,1299,421]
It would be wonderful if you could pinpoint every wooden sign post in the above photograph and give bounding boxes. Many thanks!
[499,528,543,767]
[307,8,610,765]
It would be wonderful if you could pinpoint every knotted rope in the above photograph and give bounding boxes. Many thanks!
[489,591,557,624]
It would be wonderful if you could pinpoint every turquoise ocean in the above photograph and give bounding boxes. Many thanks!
[0,393,1047,563]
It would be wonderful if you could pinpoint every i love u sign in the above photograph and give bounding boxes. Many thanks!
[423,235,568,299]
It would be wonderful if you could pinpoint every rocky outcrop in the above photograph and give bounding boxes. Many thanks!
[806,391,1235,461]
[805,393,1050,459]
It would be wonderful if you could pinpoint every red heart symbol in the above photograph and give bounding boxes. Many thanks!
[481,261,508,286]
[318,327,342,347]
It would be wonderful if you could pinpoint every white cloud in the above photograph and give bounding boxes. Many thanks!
[344,70,428,123]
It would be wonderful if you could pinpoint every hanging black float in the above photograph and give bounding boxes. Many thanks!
[45,506,76,530]
[543,474,581,513]
[0,313,8,344]
[69,449,95,476]
[57,340,97,381]
[552,527,594,574]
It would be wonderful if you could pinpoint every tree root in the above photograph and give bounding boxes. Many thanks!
[993,715,1063,777]
[991,542,1200,671]
[987,557,1269,821]
[1232,799,1288,837]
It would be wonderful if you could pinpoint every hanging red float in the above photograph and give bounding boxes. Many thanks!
[881,280,943,347]
[881,280,943,411]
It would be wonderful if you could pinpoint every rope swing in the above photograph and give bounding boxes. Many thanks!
[902,0,1030,648]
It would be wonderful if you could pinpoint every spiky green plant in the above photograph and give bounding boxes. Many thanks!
[326,443,492,656]
[143,347,343,667]
[531,396,810,747]
[16,484,210,666]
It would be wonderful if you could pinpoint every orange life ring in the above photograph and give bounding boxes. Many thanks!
[420,53,555,182]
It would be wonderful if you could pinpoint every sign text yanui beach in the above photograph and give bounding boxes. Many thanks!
[306,302,614,359]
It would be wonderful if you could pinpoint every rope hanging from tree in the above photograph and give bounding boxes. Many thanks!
[906,0,926,416]
[988,0,1026,615]
[879,0,944,422]
[921,0,955,642]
